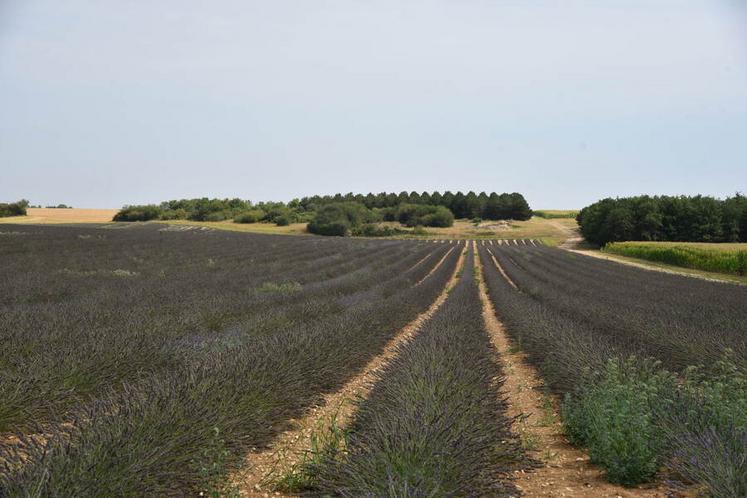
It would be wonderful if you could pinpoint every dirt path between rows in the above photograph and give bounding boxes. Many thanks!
[473,242,676,498]
[232,246,467,497]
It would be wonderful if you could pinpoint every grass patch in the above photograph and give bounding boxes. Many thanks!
[256,281,302,294]
[533,210,579,219]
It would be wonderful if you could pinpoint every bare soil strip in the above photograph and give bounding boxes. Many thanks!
[233,247,467,497]
[473,242,675,498]
[414,246,455,286]
[485,247,519,290]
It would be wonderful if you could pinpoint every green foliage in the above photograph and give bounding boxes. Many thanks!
[0,199,29,217]
[562,353,747,491]
[112,204,162,221]
[256,281,302,294]
[578,194,747,245]
[274,214,292,226]
[233,209,266,224]
[276,412,349,492]
[562,358,677,485]
[112,191,533,227]
[604,242,747,276]
[533,210,578,219]
[350,223,406,237]
[307,202,379,236]
[396,204,454,227]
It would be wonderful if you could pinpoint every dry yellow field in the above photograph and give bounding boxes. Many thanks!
[412,217,578,244]
[0,208,119,224]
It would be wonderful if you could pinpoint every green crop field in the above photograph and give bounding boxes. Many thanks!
[603,241,747,276]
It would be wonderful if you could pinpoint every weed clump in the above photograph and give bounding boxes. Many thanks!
[257,281,302,294]
[562,358,676,485]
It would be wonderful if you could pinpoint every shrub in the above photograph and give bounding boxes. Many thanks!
[203,212,229,222]
[112,205,162,222]
[396,204,454,227]
[350,224,405,237]
[562,358,677,485]
[666,354,747,496]
[233,210,265,224]
[0,199,29,217]
[307,202,378,237]
[160,208,188,220]
[274,215,292,226]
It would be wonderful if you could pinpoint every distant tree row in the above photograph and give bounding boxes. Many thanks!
[112,198,310,225]
[0,199,29,218]
[112,191,533,227]
[577,194,747,245]
[296,191,532,221]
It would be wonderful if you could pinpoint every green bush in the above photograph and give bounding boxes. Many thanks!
[562,358,676,485]
[351,224,406,237]
[396,204,454,227]
[307,202,378,237]
[0,199,29,218]
[112,205,162,222]
[275,215,292,226]
[665,353,747,496]
[203,212,229,222]
[160,208,188,220]
[233,210,265,224]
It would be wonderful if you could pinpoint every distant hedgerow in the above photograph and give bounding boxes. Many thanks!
[0,199,29,218]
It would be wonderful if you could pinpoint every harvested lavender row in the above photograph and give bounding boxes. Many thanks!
[489,244,746,371]
[0,225,459,496]
[0,224,446,434]
[308,248,527,497]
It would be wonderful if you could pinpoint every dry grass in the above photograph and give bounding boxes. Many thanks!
[152,217,577,242]
[390,217,578,243]
[156,219,309,235]
[0,208,119,224]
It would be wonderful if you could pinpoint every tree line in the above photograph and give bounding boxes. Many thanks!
[577,194,747,246]
[112,191,532,229]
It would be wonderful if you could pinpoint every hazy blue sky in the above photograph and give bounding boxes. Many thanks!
[1,1,745,209]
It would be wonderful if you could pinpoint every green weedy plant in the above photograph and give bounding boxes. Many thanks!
[257,281,302,294]
[194,427,241,498]
[562,357,677,485]
[666,352,747,497]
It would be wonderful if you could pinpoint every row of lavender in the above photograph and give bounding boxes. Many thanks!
[293,248,529,496]
[478,243,747,496]
[0,225,459,495]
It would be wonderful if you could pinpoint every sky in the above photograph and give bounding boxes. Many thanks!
[1,1,746,209]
